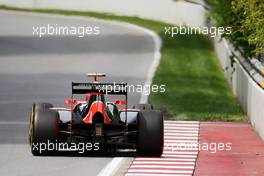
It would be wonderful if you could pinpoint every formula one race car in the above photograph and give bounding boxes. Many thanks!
[29,73,163,156]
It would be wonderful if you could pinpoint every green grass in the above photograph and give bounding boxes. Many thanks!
[0,5,247,121]
[150,34,246,121]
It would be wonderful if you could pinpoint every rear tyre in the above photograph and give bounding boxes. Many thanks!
[137,110,163,156]
[132,104,154,110]
[29,103,59,156]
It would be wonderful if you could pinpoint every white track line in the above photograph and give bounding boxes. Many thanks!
[135,158,196,162]
[164,130,199,133]
[127,169,193,174]
[162,151,198,155]
[164,140,199,143]
[138,18,162,104]
[164,136,198,140]
[97,157,125,176]
[164,124,199,127]
[133,161,195,165]
[165,121,199,123]
[130,165,195,169]
[164,127,199,130]
[161,155,197,158]
[126,174,192,176]
[165,133,198,136]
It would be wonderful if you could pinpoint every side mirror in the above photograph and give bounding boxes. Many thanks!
[114,100,126,105]
[64,99,78,105]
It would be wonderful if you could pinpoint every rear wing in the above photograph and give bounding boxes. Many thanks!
[72,82,127,95]
[71,82,128,125]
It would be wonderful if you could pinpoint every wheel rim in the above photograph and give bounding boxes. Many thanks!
[29,104,35,145]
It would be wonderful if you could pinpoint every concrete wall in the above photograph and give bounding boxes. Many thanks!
[0,0,206,27]
[214,37,264,140]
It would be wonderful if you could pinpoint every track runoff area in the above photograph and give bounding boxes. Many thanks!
[125,121,264,176]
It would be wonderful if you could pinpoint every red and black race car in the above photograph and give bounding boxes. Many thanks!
[29,73,163,156]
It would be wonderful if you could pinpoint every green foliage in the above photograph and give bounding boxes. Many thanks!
[206,0,264,58]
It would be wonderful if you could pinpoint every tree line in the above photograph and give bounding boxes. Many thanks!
[206,0,264,59]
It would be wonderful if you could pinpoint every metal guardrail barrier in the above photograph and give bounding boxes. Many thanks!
[228,44,264,89]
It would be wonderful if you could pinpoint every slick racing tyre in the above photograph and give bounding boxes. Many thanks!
[29,103,59,155]
[132,104,154,110]
[137,110,163,156]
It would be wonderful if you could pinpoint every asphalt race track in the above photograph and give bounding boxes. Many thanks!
[0,11,155,176]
